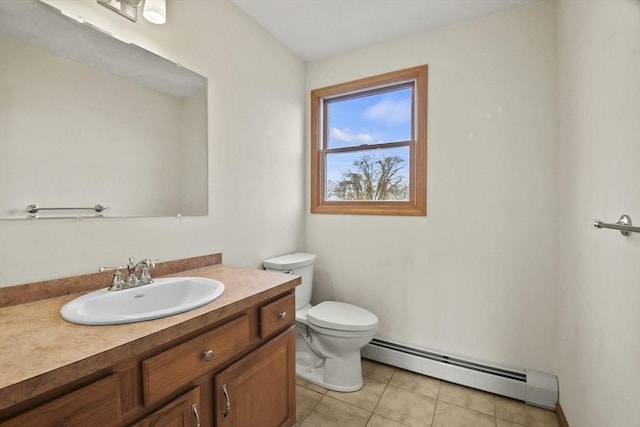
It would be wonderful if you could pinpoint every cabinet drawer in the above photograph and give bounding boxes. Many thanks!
[143,315,250,406]
[3,375,120,427]
[260,293,295,338]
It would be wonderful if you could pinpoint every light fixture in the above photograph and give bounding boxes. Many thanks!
[97,0,166,25]
[143,0,166,25]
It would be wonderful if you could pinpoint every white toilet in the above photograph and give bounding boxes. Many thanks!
[263,253,378,392]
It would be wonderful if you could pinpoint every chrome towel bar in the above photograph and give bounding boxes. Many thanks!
[25,204,108,214]
[593,214,640,236]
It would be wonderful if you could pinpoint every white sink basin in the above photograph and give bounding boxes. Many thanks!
[60,277,225,325]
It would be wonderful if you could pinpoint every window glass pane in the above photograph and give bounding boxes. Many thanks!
[327,86,412,149]
[325,146,410,201]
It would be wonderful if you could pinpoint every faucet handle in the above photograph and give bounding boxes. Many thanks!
[138,259,158,285]
[99,266,125,291]
[99,266,122,275]
[139,266,153,285]
[146,258,159,268]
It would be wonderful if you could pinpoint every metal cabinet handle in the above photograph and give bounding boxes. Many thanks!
[202,350,214,361]
[278,311,287,320]
[222,384,231,421]
[191,402,201,427]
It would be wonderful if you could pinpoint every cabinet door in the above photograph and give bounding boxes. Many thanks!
[214,327,295,427]
[131,387,201,427]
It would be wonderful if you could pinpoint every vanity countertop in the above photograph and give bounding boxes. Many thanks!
[0,264,300,412]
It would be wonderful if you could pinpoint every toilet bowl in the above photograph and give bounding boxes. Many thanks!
[263,253,378,392]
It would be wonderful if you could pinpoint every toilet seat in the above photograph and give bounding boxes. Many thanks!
[307,301,378,332]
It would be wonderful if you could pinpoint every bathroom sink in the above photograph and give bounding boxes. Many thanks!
[60,277,225,325]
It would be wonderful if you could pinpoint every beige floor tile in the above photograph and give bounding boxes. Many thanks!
[374,385,436,427]
[367,414,411,427]
[327,377,388,411]
[495,397,559,427]
[389,368,441,399]
[497,419,526,427]
[432,401,496,427]
[296,385,323,424]
[301,395,371,427]
[438,381,495,416]
[296,376,329,394]
[362,358,396,383]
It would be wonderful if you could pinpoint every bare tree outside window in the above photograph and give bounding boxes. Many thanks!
[327,154,409,201]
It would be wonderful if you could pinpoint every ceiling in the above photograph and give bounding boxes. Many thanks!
[230,0,539,61]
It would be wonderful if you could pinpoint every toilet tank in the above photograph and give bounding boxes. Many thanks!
[263,253,316,309]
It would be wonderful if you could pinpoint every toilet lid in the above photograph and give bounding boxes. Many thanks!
[307,301,378,331]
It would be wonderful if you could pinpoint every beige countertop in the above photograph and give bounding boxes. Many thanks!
[0,264,300,411]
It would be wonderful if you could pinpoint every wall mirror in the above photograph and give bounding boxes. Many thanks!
[0,0,208,219]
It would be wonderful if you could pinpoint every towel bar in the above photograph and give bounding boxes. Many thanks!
[25,204,108,214]
[593,214,640,236]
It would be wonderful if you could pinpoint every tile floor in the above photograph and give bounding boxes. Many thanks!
[295,359,560,427]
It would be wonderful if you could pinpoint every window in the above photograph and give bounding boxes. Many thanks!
[310,65,427,216]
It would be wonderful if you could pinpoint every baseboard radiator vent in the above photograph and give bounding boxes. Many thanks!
[362,338,558,410]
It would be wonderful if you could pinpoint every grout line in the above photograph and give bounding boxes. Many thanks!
[366,367,413,427]
[295,384,325,426]
[429,379,443,427]
[363,411,374,426]
[430,399,439,427]
[370,375,391,417]
[435,398,502,424]
[364,364,394,426]
[435,377,442,400]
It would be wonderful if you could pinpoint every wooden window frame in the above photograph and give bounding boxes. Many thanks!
[310,65,428,216]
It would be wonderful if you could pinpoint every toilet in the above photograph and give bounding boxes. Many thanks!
[263,253,378,392]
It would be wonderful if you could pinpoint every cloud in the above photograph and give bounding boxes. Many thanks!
[362,96,411,125]
[330,127,374,144]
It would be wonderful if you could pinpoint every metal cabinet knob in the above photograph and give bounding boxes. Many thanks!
[202,350,214,361]
[278,311,287,320]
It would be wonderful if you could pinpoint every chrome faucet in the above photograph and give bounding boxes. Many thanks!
[126,257,157,287]
[100,257,157,291]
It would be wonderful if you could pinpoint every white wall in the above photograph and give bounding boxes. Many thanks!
[0,0,306,286]
[556,0,640,425]
[306,1,558,373]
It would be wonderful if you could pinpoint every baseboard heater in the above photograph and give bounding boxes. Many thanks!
[362,338,558,410]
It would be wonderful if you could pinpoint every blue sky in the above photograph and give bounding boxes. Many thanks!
[325,87,412,182]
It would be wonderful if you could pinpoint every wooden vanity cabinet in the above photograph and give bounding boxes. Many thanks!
[0,290,297,427]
